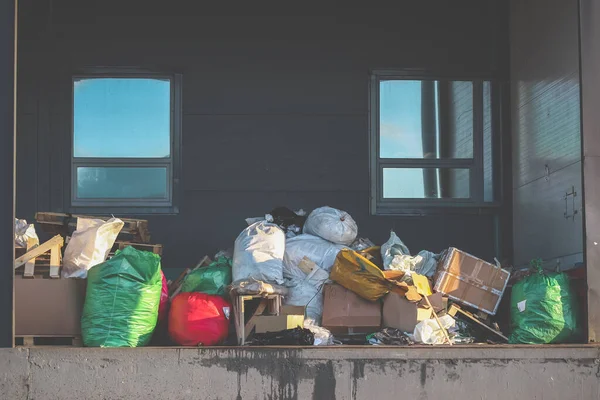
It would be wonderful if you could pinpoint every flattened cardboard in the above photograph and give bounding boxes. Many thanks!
[253,305,305,333]
[322,283,381,332]
[15,276,86,336]
[383,292,444,332]
[434,248,510,315]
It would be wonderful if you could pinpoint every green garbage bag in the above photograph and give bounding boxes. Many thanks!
[509,260,580,344]
[81,246,162,347]
[180,256,232,296]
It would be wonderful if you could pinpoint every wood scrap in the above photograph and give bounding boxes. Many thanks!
[448,303,509,342]
[35,212,151,243]
[14,235,64,270]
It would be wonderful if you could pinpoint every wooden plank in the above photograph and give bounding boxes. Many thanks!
[116,241,163,256]
[14,235,63,269]
[23,238,38,278]
[448,304,509,342]
[35,212,151,243]
[49,245,61,279]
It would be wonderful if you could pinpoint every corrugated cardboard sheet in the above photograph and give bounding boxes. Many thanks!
[434,248,510,315]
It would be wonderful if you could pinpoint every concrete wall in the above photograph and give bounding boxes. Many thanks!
[1,346,599,399]
[14,0,509,269]
[509,0,583,269]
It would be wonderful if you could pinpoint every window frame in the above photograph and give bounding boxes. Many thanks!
[69,70,182,214]
[369,69,501,216]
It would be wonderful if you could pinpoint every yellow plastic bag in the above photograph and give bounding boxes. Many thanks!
[330,249,421,302]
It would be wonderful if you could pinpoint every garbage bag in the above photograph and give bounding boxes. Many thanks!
[284,266,329,322]
[414,315,455,345]
[269,207,308,231]
[158,271,169,323]
[367,328,414,346]
[63,217,124,278]
[249,327,314,346]
[283,234,345,279]
[168,292,231,346]
[81,247,162,347]
[509,263,580,344]
[330,249,397,301]
[14,218,38,248]
[232,221,285,284]
[180,256,232,296]
[303,206,358,246]
[381,231,439,278]
[304,319,334,346]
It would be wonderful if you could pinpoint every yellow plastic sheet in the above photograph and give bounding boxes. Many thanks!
[330,249,421,302]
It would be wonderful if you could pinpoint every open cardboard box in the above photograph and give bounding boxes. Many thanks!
[322,283,381,334]
[382,292,445,333]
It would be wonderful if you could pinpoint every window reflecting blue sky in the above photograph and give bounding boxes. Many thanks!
[380,80,425,197]
[74,78,171,158]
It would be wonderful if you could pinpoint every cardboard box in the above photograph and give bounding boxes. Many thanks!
[322,283,381,333]
[15,276,86,336]
[382,292,444,333]
[253,306,305,333]
[434,247,510,315]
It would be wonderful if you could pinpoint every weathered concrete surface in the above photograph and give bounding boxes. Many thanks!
[0,346,599,399]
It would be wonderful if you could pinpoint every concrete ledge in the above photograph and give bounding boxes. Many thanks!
[0,346,598,399]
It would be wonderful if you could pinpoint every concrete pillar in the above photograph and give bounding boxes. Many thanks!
[0,0,16,347]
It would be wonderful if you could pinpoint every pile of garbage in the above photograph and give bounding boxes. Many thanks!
[13,207,583,347]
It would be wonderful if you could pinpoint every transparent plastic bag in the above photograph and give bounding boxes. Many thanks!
[283,234,345,279]
[14,218,39,248]
[232,221,285,284]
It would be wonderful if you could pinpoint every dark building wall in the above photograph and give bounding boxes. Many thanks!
[509,0,583,269]
[15,0,508,269]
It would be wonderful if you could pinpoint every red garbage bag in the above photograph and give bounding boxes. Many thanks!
[169,292,231,346]
[158,271,169,323]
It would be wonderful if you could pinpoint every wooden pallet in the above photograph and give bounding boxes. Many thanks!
[36,212,151,244]
[233,294,282,345]
[14,235,63,278]
[115,241,163,256]
[15,335,82,347]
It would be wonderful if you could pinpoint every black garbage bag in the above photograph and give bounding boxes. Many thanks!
[367,328,414,346]
[269,207,307,231]
[249,327,315,346]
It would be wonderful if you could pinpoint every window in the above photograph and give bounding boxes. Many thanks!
[71,74,181,213]
[369,71,498,215]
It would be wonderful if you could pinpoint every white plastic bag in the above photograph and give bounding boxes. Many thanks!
[232,221,286,284]
[303,206,358,245]
[413,314,455,345]
[283,234,345,279]
[304,319,334,346]
[14,218,39,248]
[62,217,124,279]
[284,266,329,323]
[381,231,439,278]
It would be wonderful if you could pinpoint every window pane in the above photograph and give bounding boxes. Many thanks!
[383,168,470,199]
[446,81,474,158]
[483,81,494,202]
[379,80,473,159]
[74,78,171,158]
[76,167,168,199]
